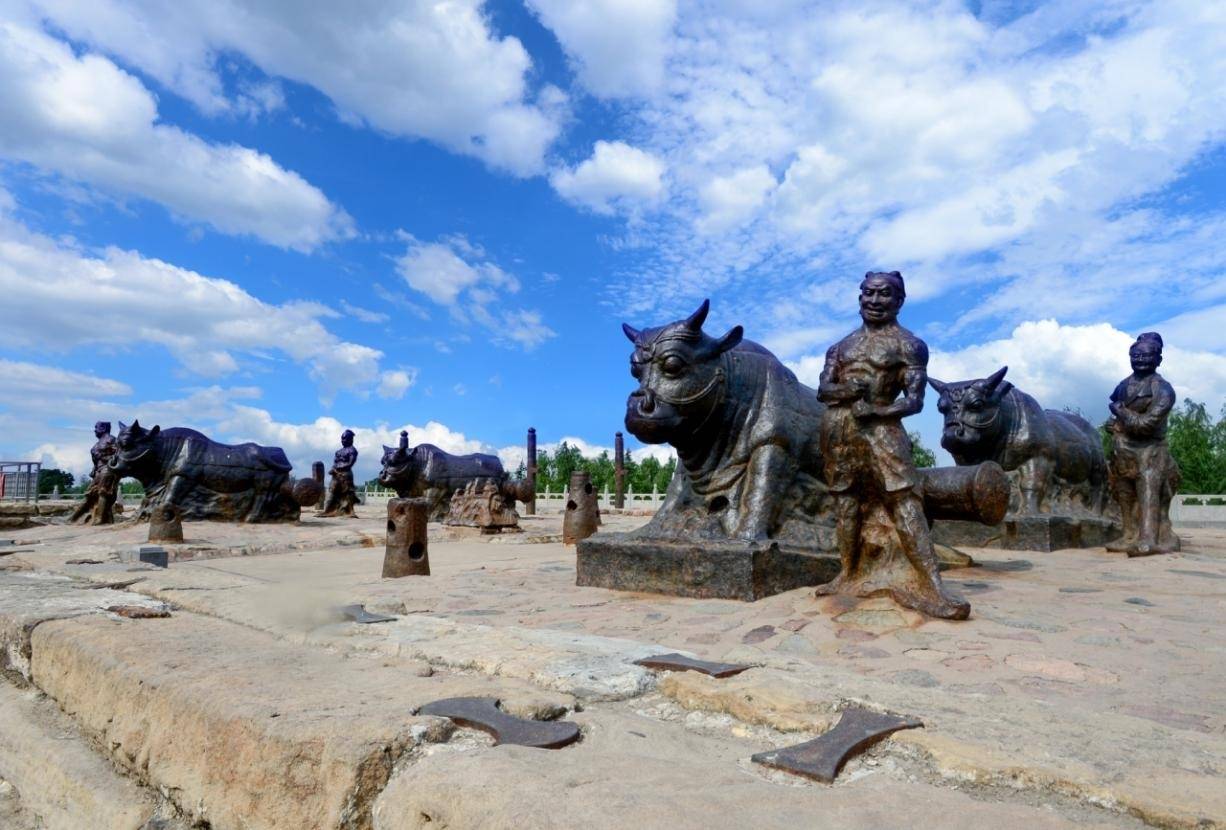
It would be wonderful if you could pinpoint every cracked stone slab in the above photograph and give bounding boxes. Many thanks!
[751,707,923,783]
[28,611,580,830]
[0,570,167,681]
[417,697,580,749]
[634,653,752,679]
[0,681,164,829]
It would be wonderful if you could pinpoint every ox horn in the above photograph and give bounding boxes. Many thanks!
[981,366,1009,394]
[685,299,710,331]
[927,377,948,395]
[621,322,641,343]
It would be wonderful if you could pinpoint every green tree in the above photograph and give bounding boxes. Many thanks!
[1165,400,1226,494]
[37,468,74,494]
[909,432,936,468]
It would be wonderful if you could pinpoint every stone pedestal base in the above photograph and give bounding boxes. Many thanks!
[576,533,840,601]
[932,515,1121,552]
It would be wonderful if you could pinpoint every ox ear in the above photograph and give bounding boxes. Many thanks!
[927,377,948,395]
[714,325,743,355]
[981,366,1009,396]
[621,322,641,343]
[685,299,711,332]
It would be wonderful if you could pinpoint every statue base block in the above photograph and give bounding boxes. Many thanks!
[576,533,840,601]
[933,515,1121,552]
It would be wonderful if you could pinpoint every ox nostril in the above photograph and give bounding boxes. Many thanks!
[640,391,656,414]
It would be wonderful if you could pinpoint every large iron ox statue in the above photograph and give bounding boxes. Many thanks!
[379,431,533,521]
[928,367,1108,516]
[109,421,322,523]
[576,299,1007,609]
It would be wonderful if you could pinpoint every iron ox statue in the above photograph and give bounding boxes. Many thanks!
[1106,332,1181,556]
[379,431,533,521]
[576,292,1006,618]
[928,367,1116,550]
[109,421,322,522]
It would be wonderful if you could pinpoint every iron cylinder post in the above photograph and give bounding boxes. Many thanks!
[383,497,430,577]
[524,427,537,516]
[614,431,625,509]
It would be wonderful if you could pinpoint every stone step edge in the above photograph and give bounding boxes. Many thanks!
[0,679,187,830]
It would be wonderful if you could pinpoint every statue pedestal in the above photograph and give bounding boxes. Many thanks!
[933,515,1120,552]
[576,533,840,601]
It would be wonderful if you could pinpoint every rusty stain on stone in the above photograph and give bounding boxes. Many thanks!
[751,706,922,783]
[633,653,752,679]
[416,696,580,749]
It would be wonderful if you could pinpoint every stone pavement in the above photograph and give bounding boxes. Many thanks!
[0,509,1222,829]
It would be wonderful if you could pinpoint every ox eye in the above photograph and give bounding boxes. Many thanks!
[661,355,686,377]
[630,359,643,379]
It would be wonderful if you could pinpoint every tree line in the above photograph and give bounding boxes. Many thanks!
[518,442,678,494]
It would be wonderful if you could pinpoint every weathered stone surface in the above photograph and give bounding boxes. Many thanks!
[27,612,574,830]
[0,570,167,682]
[0,681,163,829]
[372,708,1106,830]
[576,534,839,600]
[658,664,1226,829]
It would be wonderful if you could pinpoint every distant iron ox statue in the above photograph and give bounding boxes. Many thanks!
[317,429,359,518]
[1106,332,1181,556]
[109,421,321,522]
[930,367,1108,515]
[378,431,531,521]
[928,366,1116,550]
[71,421,119,525]
[576,293,1004,617]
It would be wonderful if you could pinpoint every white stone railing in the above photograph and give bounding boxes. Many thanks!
[1171,495,1226,525]
[360,484,666,513]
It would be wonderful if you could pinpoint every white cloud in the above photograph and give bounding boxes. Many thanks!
[377,368,418,400]
[395,235,555,351]
[0,20,352,251]
[525,0,677,98]
[594,0,1226,338]
[927,320,1226,422]
[697,164,776,233]
[396,236,517,306]
[0,358,131,400]
[551,141,666,214]
[0,211,384,401]
[339,300,389,325]
[29,0,563,175]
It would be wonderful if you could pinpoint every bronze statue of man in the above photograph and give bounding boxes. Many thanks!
[815,271,969,619]
[318,429,359,518]
[1106,332,1181,556]
[70,421,119,525]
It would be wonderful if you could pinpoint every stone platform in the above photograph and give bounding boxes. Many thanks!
[576,533,841,600]
[933,514,1121,552]
[1,514,1223,829]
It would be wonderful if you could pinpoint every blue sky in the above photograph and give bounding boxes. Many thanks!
[0,0,1223,484]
